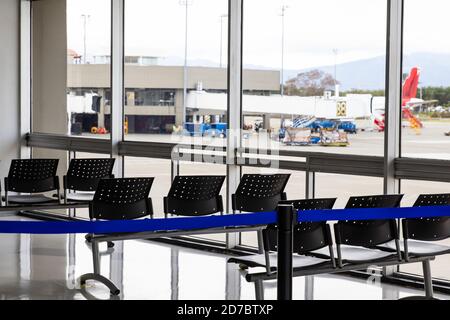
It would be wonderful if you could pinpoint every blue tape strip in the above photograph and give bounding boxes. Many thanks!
[0,211,277,234]
[297,206,450,222]
[0,206,449,235]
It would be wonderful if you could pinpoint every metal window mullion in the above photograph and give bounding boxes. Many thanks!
[111,0,125,178]
[20,0,31,160]
[384,0,403,195]
[383,0,404,277]
[226,0,243,249]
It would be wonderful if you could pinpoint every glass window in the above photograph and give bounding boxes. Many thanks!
[32,0,111,139]
[124,0,229,146]
[243,0,387,156]
[124,157,172,218]
[402,0,450,160]
[315,174,383,209]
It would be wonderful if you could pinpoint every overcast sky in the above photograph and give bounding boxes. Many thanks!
[67,0,450,70]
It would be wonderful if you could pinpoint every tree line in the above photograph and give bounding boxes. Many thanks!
[284,69,450,106]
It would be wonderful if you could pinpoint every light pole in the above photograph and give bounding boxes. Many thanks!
[220,14,228,68]
[333,48,338,86]
[81,14,90,64]
[280,5,289,96]
[179,0,193,127]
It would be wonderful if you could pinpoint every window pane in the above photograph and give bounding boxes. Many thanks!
[243,0,387,156]
[124,157,172,218]
[124,0,228,146]
[402,0,450,160]
[32,0,111,139]
[315,174,383,208]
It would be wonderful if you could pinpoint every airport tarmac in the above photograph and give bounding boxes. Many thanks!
[84,119,450,159]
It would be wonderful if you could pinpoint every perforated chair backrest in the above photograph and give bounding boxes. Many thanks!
[264,198,336,254]
[232,174,290,212]
[403,194,450,241]
[335,194,404,246]
[164,175,225,216]
[65,158,115,191]
[6,159,59,193]
[90,178,154,220]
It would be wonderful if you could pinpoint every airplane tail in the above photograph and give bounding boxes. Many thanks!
[373,67,423,131]
[402,67,420,105]
[402,67,423,129]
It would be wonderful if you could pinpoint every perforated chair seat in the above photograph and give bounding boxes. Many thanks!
[312,245,397,264]
[232,174,290,212]
[229,253,331,271]
[65,192,95,203]
[164,175,225,216]
[379,240,450,257]
[6,194,59,204]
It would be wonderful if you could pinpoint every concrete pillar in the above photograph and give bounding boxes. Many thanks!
[263,113,272,130]
[32,0,68,175]
[98,88,105,128]
[175,89,184,126]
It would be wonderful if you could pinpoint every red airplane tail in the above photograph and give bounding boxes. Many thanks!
[402,67,423,129]
[374,67,423,131]
[402,67,420,105]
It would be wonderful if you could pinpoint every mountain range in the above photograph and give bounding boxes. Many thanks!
[162,52,450,91]
[283,52,450,91]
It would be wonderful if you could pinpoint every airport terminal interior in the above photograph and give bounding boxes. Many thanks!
[2,0,450,301]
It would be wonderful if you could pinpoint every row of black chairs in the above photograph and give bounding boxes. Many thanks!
[2,158,115,205]
[229,194,450,300]
[4,159,450,298]
[0,158,289,218]
[230,194,450,270]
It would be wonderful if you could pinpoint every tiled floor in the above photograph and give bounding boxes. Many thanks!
[0,214,449,300]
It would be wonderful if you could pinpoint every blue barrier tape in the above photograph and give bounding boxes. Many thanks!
[297,206,450,222]
[0,206,449,234]
[0,211,277,234]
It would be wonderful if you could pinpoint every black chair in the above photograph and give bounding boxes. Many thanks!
[232,174,290,213]
[313,194,404,268]
[229,198,337,273]
[228,198,336,300]
[379,194,450,260]
[402,194,450,260]
[64,158,115,203]
[163,175,225,217]
[89,177,154,220]
[82,177,154,295]
[232,174,290,253]
[3,159,60,205]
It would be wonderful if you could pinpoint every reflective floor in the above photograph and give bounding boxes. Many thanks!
[0,214,449,300]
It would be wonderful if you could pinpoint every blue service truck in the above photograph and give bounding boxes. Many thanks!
[184,122,227,138]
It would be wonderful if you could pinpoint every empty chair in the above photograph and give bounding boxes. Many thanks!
[232,174,290,213]
[164,175,225,217]
[380,194,450,260]
[228,198,337,273]
[89,177,154,220]
[64,158,115,203]
[232,174,290,252]
[313,194,404,268]
[83,177,154,294]
[3,159,60,205]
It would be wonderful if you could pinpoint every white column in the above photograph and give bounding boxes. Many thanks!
[226,0,243,248]
[20,0,31,160]
[111,0,125,177]
[383,0,404,276]
[384,0,403,195]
